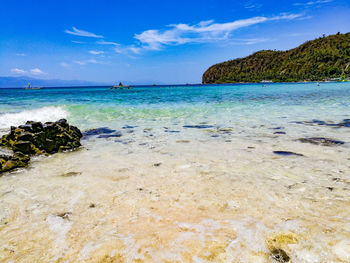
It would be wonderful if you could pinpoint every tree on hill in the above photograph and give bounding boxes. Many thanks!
[202,32,350,83]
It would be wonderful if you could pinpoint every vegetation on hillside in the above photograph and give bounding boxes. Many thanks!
[202,32,350,83]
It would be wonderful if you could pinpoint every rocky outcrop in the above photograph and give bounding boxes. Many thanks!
[0,119,82,174]
[0,153,30,173]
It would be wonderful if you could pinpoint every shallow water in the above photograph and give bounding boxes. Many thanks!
[0,83,350,262]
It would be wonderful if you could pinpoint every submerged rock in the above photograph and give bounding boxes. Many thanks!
[297,119,350,128]
[61,171,82,177]
[273,151,303,156]
[122,125,137,129]
[0,119,82,174]
[266,232,300,263]
[164,130,180,133]
[270,248,291,263]
[97,132,122,139]
[298,137,345,146]
[274,131,286,135]
[183,124,214,129]
[83,127,116,138]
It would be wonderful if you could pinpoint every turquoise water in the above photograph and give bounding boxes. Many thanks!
[1,82,350,262]
[1,82,350,131]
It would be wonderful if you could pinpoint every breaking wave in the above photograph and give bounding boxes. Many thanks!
[0,106,69,129]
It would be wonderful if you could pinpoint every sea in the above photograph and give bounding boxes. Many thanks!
[0,82,350,262]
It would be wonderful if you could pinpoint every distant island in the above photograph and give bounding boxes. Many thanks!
[202,32,350,84]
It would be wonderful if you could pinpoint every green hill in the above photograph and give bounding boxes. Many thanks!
[202,32,350,84]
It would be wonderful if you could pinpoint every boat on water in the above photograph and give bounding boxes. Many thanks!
[110,82,131,90]
[24,83,42,90]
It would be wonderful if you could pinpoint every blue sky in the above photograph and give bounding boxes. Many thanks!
[0,0,349,84]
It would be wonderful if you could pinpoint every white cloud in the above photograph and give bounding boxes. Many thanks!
[65,27,103,38]
[133,14,302,51]
[87,59,98,63]
[114,46,142,54]
[15,53,26,56]
[74,60,86,65]
[97,40,120,46]
[60,62,70,68]
[240,38,271,45]
[244,2,263,10]
[294,0,333,6]
[11,68,27,74]
[74,59,105,65]
[89,50,104,55]
[11,68,46,75]
[30,68,45,75]
[72,40,85,44]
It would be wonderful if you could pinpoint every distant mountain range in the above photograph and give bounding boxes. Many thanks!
[0,76,109,88]
[0,76,170,88]
[202,32,350,83]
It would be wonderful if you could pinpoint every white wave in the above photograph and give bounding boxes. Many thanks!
[0,106,69,129]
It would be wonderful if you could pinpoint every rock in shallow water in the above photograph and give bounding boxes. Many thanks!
[0,119,82,174]
[97,132,122,139]
[82,127,116,138]
[298,137,345,146]
[0,153,30,173]
[183,124,214,129]
[273,151,304,156]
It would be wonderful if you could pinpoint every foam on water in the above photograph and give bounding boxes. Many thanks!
[0,106,68,130]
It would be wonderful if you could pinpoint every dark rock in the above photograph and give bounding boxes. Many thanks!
[61,172,81,177]
[97,132,122,139]
[153,163,162,167]
[164,130,180,133]
[311,120,326,125]
[26,121,43,132]
[122,125,136,129]
[325,123,340,127]
[0,153,30,174]
[272,127,284,130]
[297,119,350,128]
[0,119,82,174]
[83,127,116,137]
[115,139,129,144]
[18,124,33,132]
[183,125,214,129]
[274,131,286,135]
[56,212,72,220]
[298,137,344,146]
[271,248,290,263]
[176,140,190,143]
[273,151,304,156]
[12,141,34,154]
[56,119,69,129]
